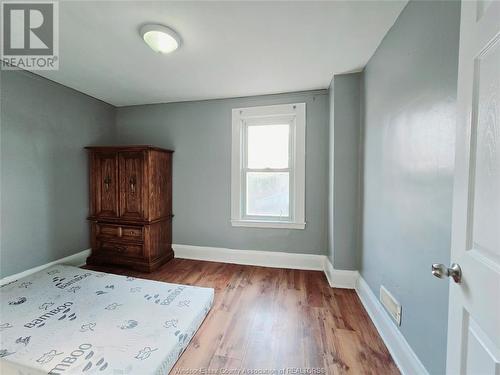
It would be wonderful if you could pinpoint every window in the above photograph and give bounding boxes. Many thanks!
[231,103,306,229]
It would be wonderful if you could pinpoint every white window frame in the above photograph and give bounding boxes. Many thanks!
[231,103,306,229]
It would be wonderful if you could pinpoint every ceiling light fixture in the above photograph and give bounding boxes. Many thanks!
[140,24,181,54]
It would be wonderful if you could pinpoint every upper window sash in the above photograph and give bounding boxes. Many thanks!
[242,117,294,170]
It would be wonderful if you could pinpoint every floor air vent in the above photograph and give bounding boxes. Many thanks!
[380,285,402,326]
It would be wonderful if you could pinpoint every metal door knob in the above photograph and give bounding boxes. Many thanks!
[432,263,462,283]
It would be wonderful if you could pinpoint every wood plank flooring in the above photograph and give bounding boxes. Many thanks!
[86,259,400,375]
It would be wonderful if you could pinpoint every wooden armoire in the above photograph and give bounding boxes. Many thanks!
[85,145,174,272]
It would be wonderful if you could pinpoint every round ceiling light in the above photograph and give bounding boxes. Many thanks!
[140,24,181,54]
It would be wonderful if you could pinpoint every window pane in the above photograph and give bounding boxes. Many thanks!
[247,124,289,169]
[246,172,289,217]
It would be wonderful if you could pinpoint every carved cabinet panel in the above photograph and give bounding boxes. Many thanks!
[91,152,119,218]
[119,151,145,220]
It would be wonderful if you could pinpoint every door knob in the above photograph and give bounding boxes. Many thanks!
[432,263,462,283]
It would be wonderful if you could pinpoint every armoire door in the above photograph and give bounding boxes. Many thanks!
[92,152,119,218]
[119,151,145,220]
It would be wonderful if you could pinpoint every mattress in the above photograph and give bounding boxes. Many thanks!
[0,265,214,375]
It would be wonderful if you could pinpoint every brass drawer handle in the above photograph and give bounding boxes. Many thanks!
[102,243,126,253]
[114,246,126,253]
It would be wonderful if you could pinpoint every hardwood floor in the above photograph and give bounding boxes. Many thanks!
[86,258,400,375]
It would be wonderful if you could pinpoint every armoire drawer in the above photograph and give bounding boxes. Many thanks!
[96,223,143,242]
[97,240,144,258]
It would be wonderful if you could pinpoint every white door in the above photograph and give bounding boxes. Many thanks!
[445,1,500,374]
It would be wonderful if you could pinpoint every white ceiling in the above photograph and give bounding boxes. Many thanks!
[34,1,407,106]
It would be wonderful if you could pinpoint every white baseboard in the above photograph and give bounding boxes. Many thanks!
[174,244,359,290]
[323,257,359,289]
[173,244,325,271]
[355,276,429,375]
[1,249,91,286]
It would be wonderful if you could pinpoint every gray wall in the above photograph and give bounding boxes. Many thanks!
[0,70,116,278]
[116,91,329,255]
[328,73,362,270]
[360,1,460,373]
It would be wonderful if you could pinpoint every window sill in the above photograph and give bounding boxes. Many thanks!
[231,220,306,230]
